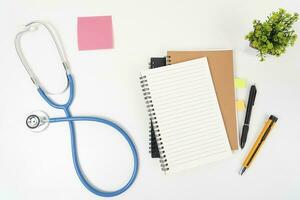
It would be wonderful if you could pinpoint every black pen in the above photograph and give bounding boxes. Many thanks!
[240,85,257,149]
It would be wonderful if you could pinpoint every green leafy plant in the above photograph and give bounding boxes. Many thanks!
[245,8,299,61]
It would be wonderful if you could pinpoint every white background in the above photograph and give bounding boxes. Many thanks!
[0,0,300,199]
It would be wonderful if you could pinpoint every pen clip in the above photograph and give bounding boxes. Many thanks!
[251,85,257,106]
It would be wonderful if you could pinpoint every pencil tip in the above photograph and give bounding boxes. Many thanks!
[240,167,246,175]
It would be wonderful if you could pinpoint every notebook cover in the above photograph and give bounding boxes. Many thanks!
[167,50,238,150]
[149,57,167,158]
[150,120,160,158]
[150,57,166,69]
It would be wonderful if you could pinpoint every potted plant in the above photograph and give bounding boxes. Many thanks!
[245,8,299,61]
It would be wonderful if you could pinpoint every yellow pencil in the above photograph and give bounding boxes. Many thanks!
[240,115,278,175]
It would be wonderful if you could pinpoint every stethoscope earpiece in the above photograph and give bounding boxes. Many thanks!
[26,110,49,132]
[26,25,39,32]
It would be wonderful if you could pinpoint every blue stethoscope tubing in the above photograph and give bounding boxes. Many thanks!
[38,74,139,197]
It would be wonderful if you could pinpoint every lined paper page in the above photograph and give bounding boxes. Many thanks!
[141,58,232,174]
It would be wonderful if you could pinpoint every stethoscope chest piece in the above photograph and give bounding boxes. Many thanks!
[26,110,49,132]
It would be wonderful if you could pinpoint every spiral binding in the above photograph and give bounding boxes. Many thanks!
[140,75,169,171]
[166,55,171,65]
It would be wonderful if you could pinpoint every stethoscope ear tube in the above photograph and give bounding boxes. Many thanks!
[14,21,70,94]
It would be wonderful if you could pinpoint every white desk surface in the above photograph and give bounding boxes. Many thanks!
[0,0,300,199]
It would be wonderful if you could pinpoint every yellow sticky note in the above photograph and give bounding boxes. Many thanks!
[236,100,246,111]
[234,78,247,89]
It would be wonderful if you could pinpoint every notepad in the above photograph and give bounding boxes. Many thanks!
[167,50,238,150]
[140,58,232,174]
[77,16,113,50]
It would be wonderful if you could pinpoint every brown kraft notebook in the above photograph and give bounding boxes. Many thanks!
[167,50,238,150]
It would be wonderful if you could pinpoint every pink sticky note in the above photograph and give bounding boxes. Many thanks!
[77,16,113,50]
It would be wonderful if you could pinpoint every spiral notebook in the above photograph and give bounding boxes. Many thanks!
[140,58,232,174]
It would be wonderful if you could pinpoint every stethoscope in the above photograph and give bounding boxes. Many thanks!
[14,21,138,197]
